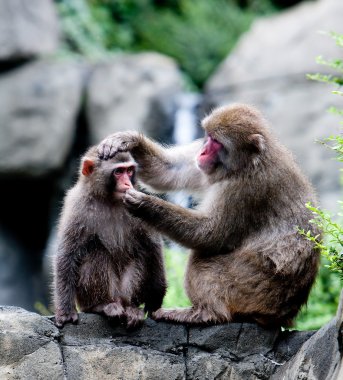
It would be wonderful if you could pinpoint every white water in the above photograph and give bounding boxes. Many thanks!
[171,92,201,207]
[169,93,201,249]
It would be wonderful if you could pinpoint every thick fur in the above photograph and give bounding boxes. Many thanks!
[98,104,320,327]
[53,147,166,328]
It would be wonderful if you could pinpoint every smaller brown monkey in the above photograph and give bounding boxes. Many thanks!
[53,146,166,328]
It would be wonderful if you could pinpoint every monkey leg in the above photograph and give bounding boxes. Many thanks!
[84,298,125,319]
[152,306,231,325]
[125,306,145,329]
[102,299,126,318]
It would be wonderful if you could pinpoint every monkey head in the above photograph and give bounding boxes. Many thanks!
[81,148,137,200]
[197,104,269,182]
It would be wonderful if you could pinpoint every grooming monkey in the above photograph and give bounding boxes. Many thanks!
[53,146,166,328]
[98,103,320,327]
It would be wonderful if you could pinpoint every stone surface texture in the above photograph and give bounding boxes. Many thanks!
[0,306,342,380]
[0,60,86,176]
[0,0,59,60]
[86,53,184,144]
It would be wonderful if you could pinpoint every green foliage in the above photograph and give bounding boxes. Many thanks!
[162,248,191,308]
[295,32,343,330]
[300,203,343,277]
[56,0,277,87]
[132,0,256,87]
[295,266,341,330]
[302,32,343,278]
[56,0,110,59]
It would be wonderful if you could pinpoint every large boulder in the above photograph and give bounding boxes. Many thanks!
[0,0,59,61]
[0,307,320,379]
[205,0,343,211]
[0,60,86,177]
[0,306,63,379]
[86,53,184,144]
[272,289,343,379]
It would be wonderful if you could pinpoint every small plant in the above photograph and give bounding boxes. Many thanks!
[302,31,343,278]
[295,32,343,330]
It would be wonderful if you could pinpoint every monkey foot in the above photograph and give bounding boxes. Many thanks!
[152,307,198,324]
[152,307,230,325]
[54,310,78,328]
[102,302,125,318]
[125,306,144,329]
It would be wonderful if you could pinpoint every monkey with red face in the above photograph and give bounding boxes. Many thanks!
[53,147,166,328]
[98,103,320,327]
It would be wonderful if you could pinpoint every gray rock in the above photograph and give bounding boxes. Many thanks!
[189,323,280,357]
[60,314,187,353]
[0,0,59,60]
[0,306,63,379]
[0,306,341,379]
[86,53,184,144]
[63,345,185,380]
[0,60,85,177]
[272,319,340,380]
[206,0,343,89]
[205,0,343,211]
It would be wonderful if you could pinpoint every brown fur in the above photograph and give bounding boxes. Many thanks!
[98,103,320,327]
[53,147,166,328]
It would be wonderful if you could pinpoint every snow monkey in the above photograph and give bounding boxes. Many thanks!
[54,146,166,328]
[98,103,320,327]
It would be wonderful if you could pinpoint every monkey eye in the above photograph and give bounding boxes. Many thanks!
[127,167,135,176]
[113,167,125,175]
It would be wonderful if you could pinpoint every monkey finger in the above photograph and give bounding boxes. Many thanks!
[103,140,114,160]
[124,190,145,207]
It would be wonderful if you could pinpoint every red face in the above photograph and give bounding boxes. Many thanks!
[113,164,135,195]
[197,135,223,172]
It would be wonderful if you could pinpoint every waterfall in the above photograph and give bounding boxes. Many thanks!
[168,93,201,251]
[170,92,202,208]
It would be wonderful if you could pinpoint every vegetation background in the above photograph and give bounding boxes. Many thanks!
[54,0,342,330]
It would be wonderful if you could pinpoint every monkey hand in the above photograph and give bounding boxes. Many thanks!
[54,309,78,328]
[123,189,147,208]
[98,131,140,160]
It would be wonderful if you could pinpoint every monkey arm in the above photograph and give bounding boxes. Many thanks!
[124,189,228,252]
[98,131,208,192]
[54,234,85,327]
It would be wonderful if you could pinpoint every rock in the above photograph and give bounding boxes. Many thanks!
[205,0,343,211]
[0,307,341,379]
[63,345,185,380]
[0,0,59,61]
[187,323,312,380]
[0,60,86,177]
[0,306,63,379]
[272,318,341,379]
[86,53,184,144]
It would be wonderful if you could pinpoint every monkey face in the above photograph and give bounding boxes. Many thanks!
[80,149,137,200]
[199,105,268,181]
[197,135,223,174]
[112,164,136,200]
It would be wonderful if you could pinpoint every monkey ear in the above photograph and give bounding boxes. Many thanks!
[82,159,95,176]
[248,134,265,153]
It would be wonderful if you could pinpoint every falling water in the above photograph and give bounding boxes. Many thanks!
[168,93,202,252]
[170,92,202,208]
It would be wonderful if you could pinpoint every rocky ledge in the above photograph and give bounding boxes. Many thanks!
[0,306,341,379]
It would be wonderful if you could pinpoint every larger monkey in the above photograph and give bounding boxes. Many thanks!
[98,103,320,327]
